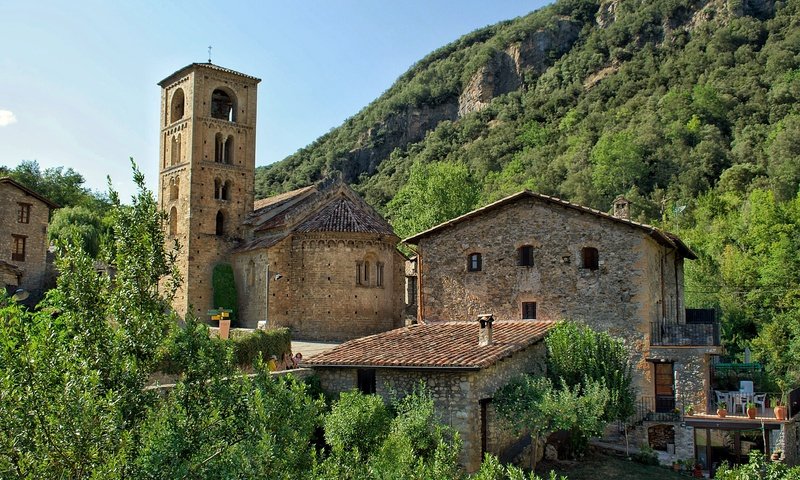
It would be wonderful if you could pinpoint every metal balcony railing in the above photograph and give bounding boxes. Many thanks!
[650,321,720,346]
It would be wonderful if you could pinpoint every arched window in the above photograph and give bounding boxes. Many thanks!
[170,88,185,123]
[169,206,177,236]
[215,211,225,236]
[518,245,534,267]
[582,247,599,271]
[225,135,234,164]
[214,178,222,199]
[169,177,179,201]
[467,253,482,272]
[214,133,224,163]
[170,135,180,166]
[210,89,235,122]
[222,180,231,200]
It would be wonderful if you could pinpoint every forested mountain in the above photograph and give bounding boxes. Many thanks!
[257,0,800,369]
[256,0,798,229]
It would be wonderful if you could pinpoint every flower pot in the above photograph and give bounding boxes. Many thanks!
[774,405,787,421]
[747,407,757,419]
[717,408,727,418]
[771,452,781,461]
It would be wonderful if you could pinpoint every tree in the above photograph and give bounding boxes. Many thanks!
[386,160,479,238]
[48,205,104,257]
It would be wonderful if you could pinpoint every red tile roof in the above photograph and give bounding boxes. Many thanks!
[403,190,696,259]
[295,197,395,235]
[158,62,261,86]
[303,320,556,369]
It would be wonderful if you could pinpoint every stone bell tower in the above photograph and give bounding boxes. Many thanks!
[157,62,261,320]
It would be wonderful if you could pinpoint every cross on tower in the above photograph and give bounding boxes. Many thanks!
[208,45,212,64]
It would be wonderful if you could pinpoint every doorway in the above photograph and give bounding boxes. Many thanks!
[654,362,675,413]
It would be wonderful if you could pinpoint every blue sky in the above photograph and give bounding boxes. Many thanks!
[1,1,550,200]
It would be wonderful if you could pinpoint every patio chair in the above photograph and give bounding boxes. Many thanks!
[731,392,748,415]
[740,380,754,393]
[715,390,729,409]
[754,393,767,414]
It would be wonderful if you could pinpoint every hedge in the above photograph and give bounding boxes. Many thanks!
[231,327,292,367]
[212,263,238,323]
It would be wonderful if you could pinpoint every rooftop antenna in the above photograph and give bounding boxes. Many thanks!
[208,45,213,64]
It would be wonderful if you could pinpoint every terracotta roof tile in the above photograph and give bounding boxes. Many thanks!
[252,185,314,213]
[295,197,395,235]
[303,320,556,369]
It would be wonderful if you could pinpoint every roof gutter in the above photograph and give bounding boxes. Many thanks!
[302,364,482,371]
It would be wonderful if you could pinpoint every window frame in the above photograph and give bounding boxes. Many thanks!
[12,235,26,261]
[17,203,31,224]
[518,245,534,267]
[357,369,376,394]
[467,252,482,272]
[581,247,599,271]
[522,301,537,320]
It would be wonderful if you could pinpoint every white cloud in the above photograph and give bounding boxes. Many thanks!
[0,110,18,126]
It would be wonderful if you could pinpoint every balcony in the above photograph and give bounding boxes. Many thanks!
[650,321,720,346]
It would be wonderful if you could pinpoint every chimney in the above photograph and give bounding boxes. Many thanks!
[612,195,631,220]
[477,314,494,347]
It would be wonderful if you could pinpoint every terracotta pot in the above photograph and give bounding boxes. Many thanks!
[717,408,727,418]
[771,452,781,461]
[747,407,757,419]
[673,463,681,472]
[774,405,787,421]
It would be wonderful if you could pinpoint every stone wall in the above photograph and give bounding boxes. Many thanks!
[0,182,52,295]
[414,197,693,401]
[313,341,546,472]
[784,416,800,466]
[650,346,717,414]
[248,233,403,340]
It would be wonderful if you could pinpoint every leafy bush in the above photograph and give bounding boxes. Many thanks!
[324,391,392,454]
[231,327,291,368]
[631,444,660,466]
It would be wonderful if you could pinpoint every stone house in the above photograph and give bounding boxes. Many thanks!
[0,177,58,298]
[156,62,404,340]
[303,317,556,472]
[403,191,722,424]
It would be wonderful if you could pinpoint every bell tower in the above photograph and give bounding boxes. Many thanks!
[157,63,261,320]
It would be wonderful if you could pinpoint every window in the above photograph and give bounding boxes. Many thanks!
[518,245,534,267]
[170,134,181,166]
[214,134,234,164]
[356,261,363,285]
[12,235,26,261]
[169,177,179,201]
[169,206,177,236]
[363,261,369,284]
[225,135,234,164]
[582,247,599,271]
[17,203,31,224]
[376,262,384,287]
[467,253,482,272]
[222,180,231,201]
[170,88,185,123]
[210,89,235,122]
[357,369,376,394]
[522,302,537,320]
[215,211,224,236]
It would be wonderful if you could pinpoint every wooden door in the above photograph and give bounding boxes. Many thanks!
[655,362,675,413]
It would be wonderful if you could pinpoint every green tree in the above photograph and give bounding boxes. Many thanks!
[48,205,104,257]
[590,131,646,199]
[385,160,479,238]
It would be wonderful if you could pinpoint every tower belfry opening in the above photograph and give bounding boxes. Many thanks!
[211,89,235,122]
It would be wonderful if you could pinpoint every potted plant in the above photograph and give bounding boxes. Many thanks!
[773,395,787,421]
[672,460,681,472]
[771,449,782,461]
[717,401,728,418]
[685,405,695,416]
[746,401,757,419]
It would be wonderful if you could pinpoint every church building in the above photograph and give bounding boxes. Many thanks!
[157,62,404,341]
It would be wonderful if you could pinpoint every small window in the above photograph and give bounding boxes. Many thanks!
[468,253,482,272]
[215,211,224,236]
[582,247,599,271]
[357,369,376,394]
[518,245,534,267]
[225,135,234,164]
[376,262,384,287]
[169,177,179,201]
[17,203,31,224]
[356,261,363,285]
[222,180,231,201]
[363,261,370,284]
[12,235,26,261]
[170,88,185,123]
[522,302,537,320]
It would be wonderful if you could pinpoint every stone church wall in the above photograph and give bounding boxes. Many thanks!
[264,233,402,341]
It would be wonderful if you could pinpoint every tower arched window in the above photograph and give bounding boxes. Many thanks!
[169,177,179,201]
[222,180,231,200]
[214,133,224,163]
[215,210,225,236]
[211,89,235,122]
[171,135,180,166]
[225,135,234,164]
[169,206,177,236]
[214,178,222,199]
[170,88,185,123]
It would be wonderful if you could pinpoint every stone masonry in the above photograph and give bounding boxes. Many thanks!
[0,178,58,297]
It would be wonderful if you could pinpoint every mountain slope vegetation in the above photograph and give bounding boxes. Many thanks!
[257,0,799,234]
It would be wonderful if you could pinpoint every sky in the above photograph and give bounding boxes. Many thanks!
[1,0,551,201]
